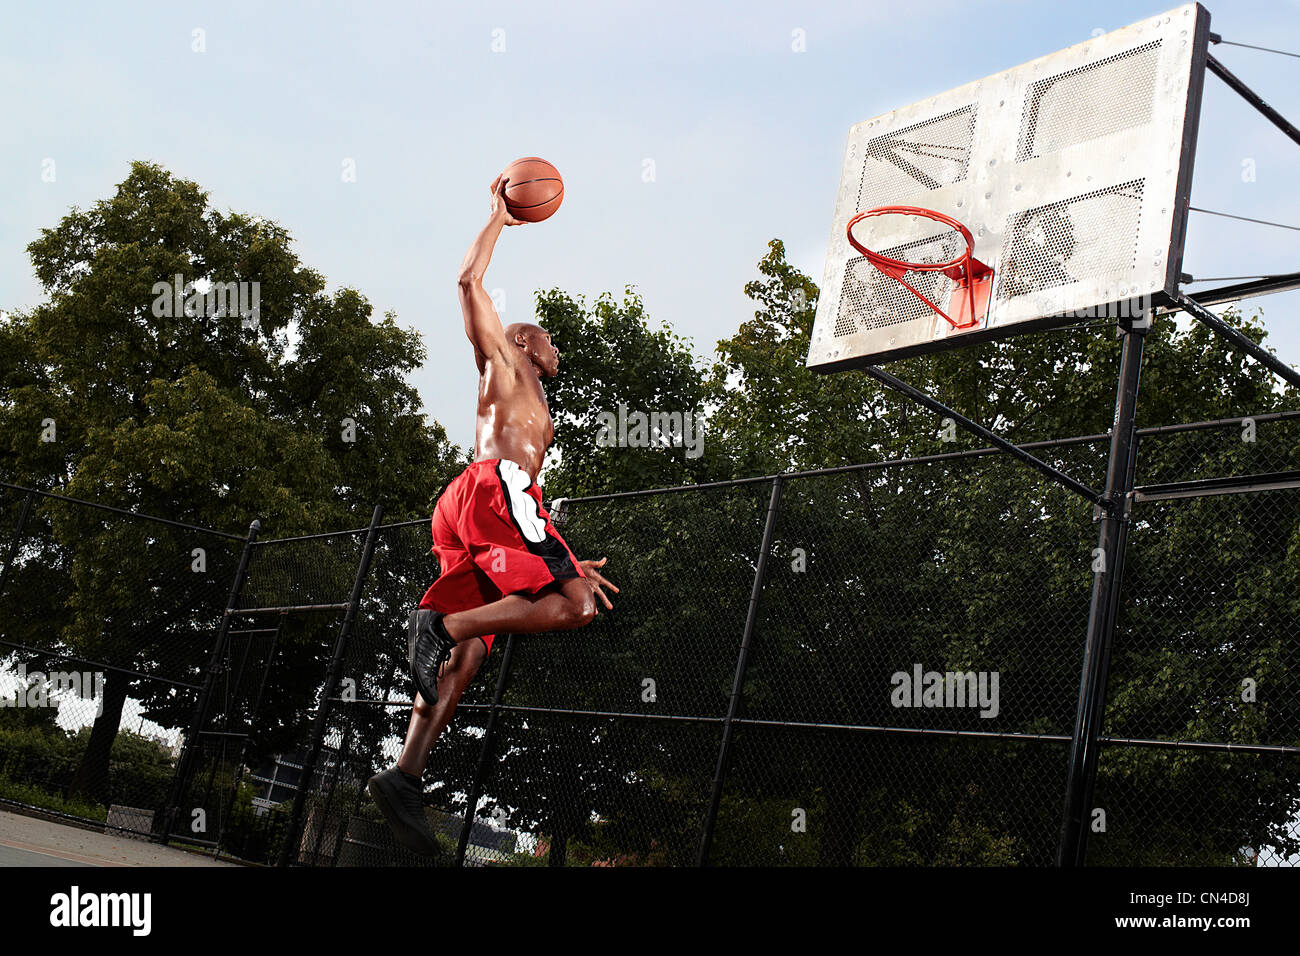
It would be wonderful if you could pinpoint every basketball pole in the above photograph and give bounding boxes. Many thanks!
[1057,311,1148,866]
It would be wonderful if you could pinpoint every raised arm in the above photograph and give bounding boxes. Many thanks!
[457,176,525,372]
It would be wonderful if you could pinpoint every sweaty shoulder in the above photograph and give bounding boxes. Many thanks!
[478,344,529,398]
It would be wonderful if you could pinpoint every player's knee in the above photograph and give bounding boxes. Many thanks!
[561,592,596,629]
[465,637,488,671]
[446,638,486,677]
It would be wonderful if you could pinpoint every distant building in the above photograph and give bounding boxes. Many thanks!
[246,748,340,815]
[435,813,517,865]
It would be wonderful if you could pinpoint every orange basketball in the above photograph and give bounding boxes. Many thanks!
[502,157,564,222]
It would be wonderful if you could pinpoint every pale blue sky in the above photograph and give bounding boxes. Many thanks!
[3,0,1297,451]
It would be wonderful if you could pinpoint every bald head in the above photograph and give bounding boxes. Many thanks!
[504,322,559,378]
[504,322,545,342]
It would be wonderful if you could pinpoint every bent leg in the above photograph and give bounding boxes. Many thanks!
[442,576,594,642]
[397,636,487,776]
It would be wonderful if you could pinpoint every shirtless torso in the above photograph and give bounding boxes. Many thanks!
[472,326,556,482]
[459,176,561,484]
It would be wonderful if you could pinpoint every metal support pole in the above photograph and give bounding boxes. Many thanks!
[1206,53,1300,148]
[1172,272,1300,309]
[162,517,262,843]
[1169,290,1300,391]
[1057,315,1148,866]
[277,505,384,866]
[1134,469,1300,502]
[860,364,1105,504]
[697,476,784,866]
[456,632,517,867]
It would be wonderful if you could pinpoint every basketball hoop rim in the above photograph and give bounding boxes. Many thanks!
[845,205,978,276]
[845,205,993,331]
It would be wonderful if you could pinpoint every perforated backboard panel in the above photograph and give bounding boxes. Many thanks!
[807,3,1210,371]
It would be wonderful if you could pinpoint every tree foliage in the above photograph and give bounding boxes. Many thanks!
[0,162,462,801]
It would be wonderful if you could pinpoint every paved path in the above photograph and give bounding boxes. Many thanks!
[0,809,240,867]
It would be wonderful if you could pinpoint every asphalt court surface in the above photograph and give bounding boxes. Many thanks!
[0,809,239,867]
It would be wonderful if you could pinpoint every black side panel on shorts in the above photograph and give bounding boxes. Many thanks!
[495,462,581,581]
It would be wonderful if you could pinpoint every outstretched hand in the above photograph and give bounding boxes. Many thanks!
[489,175,526,226]
[578,557,619,612]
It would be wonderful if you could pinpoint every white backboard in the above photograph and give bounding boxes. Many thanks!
[807,3,1211,371]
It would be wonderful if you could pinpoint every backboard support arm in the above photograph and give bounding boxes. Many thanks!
[1205,49,1300,148]
[858,364,1106,506]
[1167,272,1300,309]
[1168,289,1300,391]
[1163,45,1300,374]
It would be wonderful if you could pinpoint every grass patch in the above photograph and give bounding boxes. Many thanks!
[0,774,108,822]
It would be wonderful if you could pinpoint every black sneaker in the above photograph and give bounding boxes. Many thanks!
[408,609,455,707]
[367,767,443,859]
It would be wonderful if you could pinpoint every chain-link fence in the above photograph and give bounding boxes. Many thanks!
[1088,414,1300,866]
[2,410,1297,865]
[0,482,249,849]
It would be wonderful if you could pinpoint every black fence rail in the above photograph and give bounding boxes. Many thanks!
[1,410,1298,866]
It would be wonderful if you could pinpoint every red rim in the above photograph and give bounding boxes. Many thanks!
[846,205,976,274]
[844,205,991,330]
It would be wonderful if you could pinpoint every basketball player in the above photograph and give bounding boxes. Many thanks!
[368,174,618,858]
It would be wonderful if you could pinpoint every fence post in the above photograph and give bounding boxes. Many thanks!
[1057,315,1148,866]
[455,632,517,867]
[0,489,35,601]
[697,475,785,866]
[161,517,262,843]
[277,505,384,866]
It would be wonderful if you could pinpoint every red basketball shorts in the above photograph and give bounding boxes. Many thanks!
[418,458,585,652]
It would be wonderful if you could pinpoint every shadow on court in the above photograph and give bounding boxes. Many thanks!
[0,809,240,867]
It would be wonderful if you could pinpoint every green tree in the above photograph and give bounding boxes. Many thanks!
[0,162,463,802]
[535,286,725,498]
